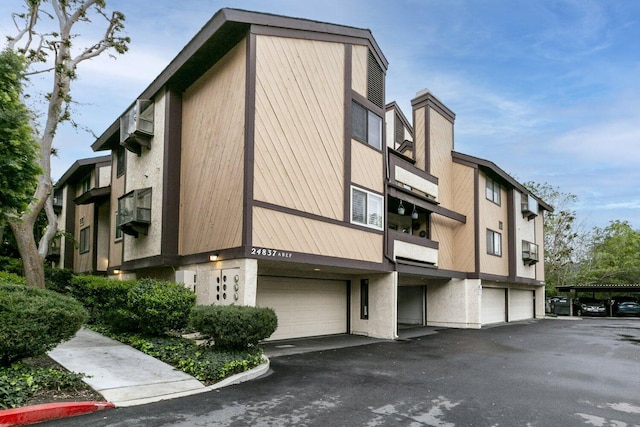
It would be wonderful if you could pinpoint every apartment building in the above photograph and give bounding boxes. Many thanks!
[53,8,551,340]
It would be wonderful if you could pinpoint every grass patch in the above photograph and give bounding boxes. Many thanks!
[89,326,265,385]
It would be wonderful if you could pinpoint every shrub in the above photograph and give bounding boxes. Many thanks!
[0,256,23,276]
[0,284,87,366]
[106,279,196,336]
[68,275,136,324]
[190,305,278,350]
[44,267,74,294]
[0,271,26,286]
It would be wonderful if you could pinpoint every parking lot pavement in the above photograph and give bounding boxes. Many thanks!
[43,318,640,426]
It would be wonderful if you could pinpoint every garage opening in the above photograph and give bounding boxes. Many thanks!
[256,276,348,341]
[509,289,534,321]
[397,285,425,328]
[481,287,506,325]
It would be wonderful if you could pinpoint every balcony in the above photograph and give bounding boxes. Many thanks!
[117,188,152,237]
[522,194,539,220]
[387,197,438,265]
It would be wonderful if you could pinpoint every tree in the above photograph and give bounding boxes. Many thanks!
[5,0,129,288]
[523,182,583,295]
[577,220,640,285]
[0,49,41,248]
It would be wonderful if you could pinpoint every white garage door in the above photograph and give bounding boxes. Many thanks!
[509,289,534,321]
[482,287,506,325]
[256,276,347,341]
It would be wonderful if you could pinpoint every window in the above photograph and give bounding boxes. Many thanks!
[487,229,502,256]
[486,176,501,205]
[80,176,91,194]
[522,240,539,265]
[351,187,383,230]
[79,226,90,254]
[115,210,122,241]
[352,102,382,150]
[116,146,125,177]
[360,279,369,320]
[117,188,152,237]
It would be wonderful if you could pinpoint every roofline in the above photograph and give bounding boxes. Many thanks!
[385,101,414,136]
[55,155,111,188]
[452,151,554,212]
[92,8,387,151]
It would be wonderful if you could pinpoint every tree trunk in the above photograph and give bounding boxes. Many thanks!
[8,217,45,289]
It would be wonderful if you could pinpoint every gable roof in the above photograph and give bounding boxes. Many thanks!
[92,8,387,152]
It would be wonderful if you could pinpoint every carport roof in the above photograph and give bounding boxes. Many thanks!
[556,284,640,292]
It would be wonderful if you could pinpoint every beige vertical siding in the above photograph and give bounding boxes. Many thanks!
[414,107,426,170]
[429,109,454,205]
[252,206,382,263]
[254,35,345,220]
[451,162,476,272]
[351,44,368,97]
[478,173,509,276]
[179,39,246,255]
[351,141,383,193]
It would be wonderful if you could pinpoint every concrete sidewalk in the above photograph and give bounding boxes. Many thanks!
[48,328,208,407]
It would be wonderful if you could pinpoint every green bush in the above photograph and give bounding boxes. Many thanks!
[68,275,136,324]
[106,279,196,336]
[0,256,23,276]
[0,271,26,286]
[0,284,87,366]
[44,267,74,294]
[190,305,278,350]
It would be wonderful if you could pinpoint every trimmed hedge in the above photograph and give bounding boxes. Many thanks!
[68,275,136,323]
[190,305,278,350]
[44,267,74,294]
[0,271,25,286]
[0,284,87,366]
[106,279,196,336]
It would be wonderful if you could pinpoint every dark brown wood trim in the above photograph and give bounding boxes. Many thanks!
[253,199,384,235]
[243,32,257,254]
[92,203,99,272]
[251,24,373,48]
[474,167,481,275]
[507,188,517,282]
[119,254,181,271]
[64,188,75,269]
[161,89,182,257]
[385,102,414,136]
[388,147,415,165]
[351,91,385,118]
[389,153,438,185]
[388,229,439,250]
[410,91,456,124]
[179,247,247,266]
[425,104,431,174]
[252,249,387,271]
[395,261,466,279]
[344,44,352,223]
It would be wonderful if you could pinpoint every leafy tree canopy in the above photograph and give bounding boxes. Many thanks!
[0,49,41,219]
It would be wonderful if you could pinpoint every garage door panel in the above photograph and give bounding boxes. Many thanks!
[482,287,506,325]
[257,277,347,340]
[509,290,534,321]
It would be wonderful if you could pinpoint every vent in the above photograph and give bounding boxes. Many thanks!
[395,113,404,146]
[367,51,384,108]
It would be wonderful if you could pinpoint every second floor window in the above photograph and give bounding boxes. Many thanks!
[79,226,90,254]
[352,102,382,150]
[351,187,383,230]
[487,229,502,256]
[80,176,91,194]
[116,146,125,177]
[486,176,501,205]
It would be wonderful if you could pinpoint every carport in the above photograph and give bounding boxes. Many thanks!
[555,284,640,316]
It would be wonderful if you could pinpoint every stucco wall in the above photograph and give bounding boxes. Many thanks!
[427,279,482,329]
[350,272,397,339]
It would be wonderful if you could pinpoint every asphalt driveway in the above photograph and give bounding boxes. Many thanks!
[43,318,640,426]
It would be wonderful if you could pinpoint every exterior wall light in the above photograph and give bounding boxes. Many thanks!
[209,254,218,262]
[397,200,405,215]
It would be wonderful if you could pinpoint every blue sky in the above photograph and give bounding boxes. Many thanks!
[1,0,639,231]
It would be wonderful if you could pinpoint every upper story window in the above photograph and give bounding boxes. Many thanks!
[79,226,90,254]
[522,240,539,265]
[487,229,502,256]
[116,146,125,177]
[486,176,501,205]
[117,188,152,238]
[114,210,123,241]
[351,186,383,230]
[120,99,154,156]
[352,102,382,150]
[80,175,91,194]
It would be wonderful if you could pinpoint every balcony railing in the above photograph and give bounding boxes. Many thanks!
[387,228,438,265]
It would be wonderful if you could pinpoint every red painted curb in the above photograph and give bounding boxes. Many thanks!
[0,401,114,426]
